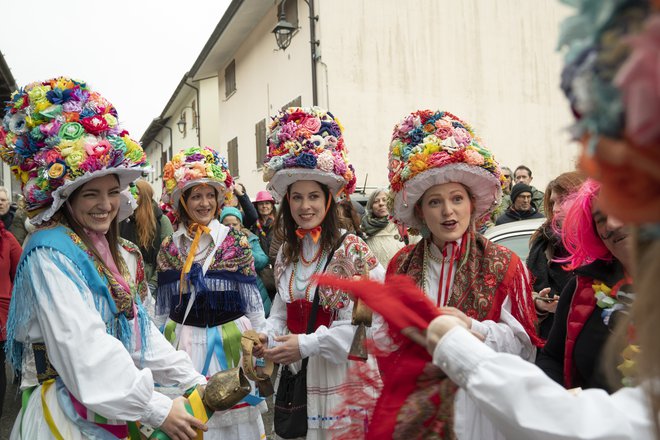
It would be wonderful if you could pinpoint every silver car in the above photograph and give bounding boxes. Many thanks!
[483,218,545,261]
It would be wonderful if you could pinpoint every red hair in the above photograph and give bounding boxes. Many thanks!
[555,179,612,270]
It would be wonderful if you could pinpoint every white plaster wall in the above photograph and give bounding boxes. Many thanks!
[214,1,313,196]
[199,77,221,148]
[317,0,576,192]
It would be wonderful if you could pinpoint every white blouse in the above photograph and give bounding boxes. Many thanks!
[266,234,386,362]
[434,327,655,440]
[15,247,205,428]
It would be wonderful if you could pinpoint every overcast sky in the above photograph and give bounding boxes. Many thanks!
[0,0,230,139]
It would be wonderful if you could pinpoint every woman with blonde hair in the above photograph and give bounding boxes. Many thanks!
[157,146,267,439]
[360,188,408,267]
[373,109,541,439]
[120,179,173,295]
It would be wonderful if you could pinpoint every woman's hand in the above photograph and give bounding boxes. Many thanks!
[252,333,269,358]
[159,396,207,440]
[263,334,302,364]
[438,306,472,328]
[534,287,558,314]
[426,315,468,355]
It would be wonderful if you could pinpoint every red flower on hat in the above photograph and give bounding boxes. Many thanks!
[80,115,109,135]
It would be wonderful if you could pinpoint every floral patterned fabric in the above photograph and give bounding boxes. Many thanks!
[67,229,147,319]
[157,227,254,276]
[376,231,539,439]
[274,233,379,313]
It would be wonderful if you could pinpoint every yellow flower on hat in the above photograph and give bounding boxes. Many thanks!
[165,179,176,191]
[52,77,74,90]
[123,135,141,154]
[103,114,118,128]
[409,153,428,173]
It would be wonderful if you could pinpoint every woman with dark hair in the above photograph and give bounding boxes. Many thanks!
[536,179,632,392]
[336,197,365,239]
[120,179,173,296]
[527,171,586,338]
[157,146,267,439]
[251,190,277,255]
[0,77,206,439]
[0,217,21,420]
[254,107,384,439]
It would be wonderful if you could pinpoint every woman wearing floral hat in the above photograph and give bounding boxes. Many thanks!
[0,77,207,439]
[375,110,542,439]
[157,146,268,439]
[252,107,385,439]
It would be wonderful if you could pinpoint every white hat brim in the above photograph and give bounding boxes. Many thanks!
[267,168,346,202]
[391,163,502,230]
[30,167,148,225]
[163,178,228,211]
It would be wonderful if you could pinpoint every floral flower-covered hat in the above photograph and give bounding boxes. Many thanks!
[559,1,660,223]
[388,110,503,230]
[0,77,148,225]
[262,106,356,202]
[161,146,233,211]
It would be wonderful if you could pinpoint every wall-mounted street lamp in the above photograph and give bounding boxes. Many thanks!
[272,0,297,51]
[177,105,198,138]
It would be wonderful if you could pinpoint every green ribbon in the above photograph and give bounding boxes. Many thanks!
[221,321,242,368]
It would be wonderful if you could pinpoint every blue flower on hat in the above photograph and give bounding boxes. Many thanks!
[46,88,73,105]
[296,152,317,169]
[319,121,341,138]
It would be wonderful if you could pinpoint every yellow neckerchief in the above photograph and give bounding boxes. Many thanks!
[178,195,213,307]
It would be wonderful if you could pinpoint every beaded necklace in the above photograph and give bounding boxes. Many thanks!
[288,248,328,302]
[300,244,323,266]
[422,240,458,307]
[179,236,215,264]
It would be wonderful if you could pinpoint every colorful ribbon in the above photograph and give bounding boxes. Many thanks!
[41,379,65,440]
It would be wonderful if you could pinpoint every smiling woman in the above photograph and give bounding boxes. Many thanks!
[255,106,385,439]
[67,174,121,233]
[156,146,268,439]
[0,77,208,440]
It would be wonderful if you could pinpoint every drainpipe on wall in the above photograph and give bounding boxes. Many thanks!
[183,80,201,146]
[307,0,319,106]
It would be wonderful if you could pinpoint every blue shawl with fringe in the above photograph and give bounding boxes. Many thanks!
[4,225,151,373]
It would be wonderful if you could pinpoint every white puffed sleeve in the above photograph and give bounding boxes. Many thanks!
[433,327,655,440]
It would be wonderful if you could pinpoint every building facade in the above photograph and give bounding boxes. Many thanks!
[142,0,576,200]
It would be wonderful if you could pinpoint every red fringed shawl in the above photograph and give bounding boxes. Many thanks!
[377,232,541,439]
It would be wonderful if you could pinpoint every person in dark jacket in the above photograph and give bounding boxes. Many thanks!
[495,182,545,225]
[0,188,16,230]
[536,180,632,392]
[224,181,258,228]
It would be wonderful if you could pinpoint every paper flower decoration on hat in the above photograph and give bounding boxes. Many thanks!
[0,77,148,224]
[161,146,233,211]
[558,1,660,223]
[558,0,650,141]
[262,106,356,202]
[387,110,502,230]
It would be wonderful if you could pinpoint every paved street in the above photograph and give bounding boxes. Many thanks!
[1,365,20,438]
